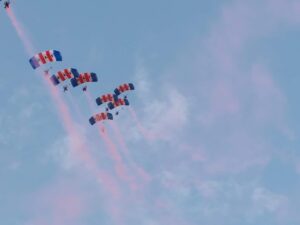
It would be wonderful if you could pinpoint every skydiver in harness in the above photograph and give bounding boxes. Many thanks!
[3,0,10,9]
[43,67,52,76]
[63,85,68,92]
[82,86,87,92]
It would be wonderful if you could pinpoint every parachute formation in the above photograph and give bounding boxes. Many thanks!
[92,82,135,121]
[29,50,135,126]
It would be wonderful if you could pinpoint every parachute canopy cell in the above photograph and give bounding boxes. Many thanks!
[50,68,80,85]
[89,112,113,125]
[71,72,98,87]
[29,50,62,69]
[96,93,119,106]
[114,83,135,96]
[108,98,130,110]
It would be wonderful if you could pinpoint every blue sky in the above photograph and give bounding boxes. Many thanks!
[1,0,300,224]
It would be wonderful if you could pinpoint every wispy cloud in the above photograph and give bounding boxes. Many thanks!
[252,187,288,215]
[118,0,299,224]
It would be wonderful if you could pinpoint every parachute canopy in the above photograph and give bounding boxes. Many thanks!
[50,68,80,85]
[89,112,113,125]
[96,93,118,106]
[29,50,62,69]
[114,83,135,96]
[71,72,98,87]
[108,98,130,110]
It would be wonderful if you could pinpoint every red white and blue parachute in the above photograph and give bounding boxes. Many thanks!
[29,50,62,69]
[114,83,135,96]
[89,112,113,125]
[95,93,119,106]
[71,72,98,87]
[50,68,80,85]
[108,98,130,110]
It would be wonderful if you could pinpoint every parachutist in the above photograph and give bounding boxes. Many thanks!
[63,85,68,92]
[44,67,52,76]
[4,0,10,9]
[82,86,87,92]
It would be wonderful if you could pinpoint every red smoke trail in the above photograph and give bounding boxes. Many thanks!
[109,121,151,185]
[65,92,127,196]
[6,8,122,200]
[7,9,174,225]
[45,71,123,200]
[84,91,138,188]
[6,8,35,56]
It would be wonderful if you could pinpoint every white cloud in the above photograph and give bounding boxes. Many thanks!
[143,87,188,140]
[252,187,288,215]
[49,135,80,170]
[47,123,91,170]
[133,64,189,141]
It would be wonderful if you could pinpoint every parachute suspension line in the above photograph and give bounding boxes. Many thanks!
[84,91,138,188]
[7,9,122,200]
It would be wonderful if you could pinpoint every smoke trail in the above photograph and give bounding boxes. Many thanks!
[6,8,35,56]
[84,91,138,188]
[65,91,128,194]
[41,71,124,202]
[6,8,168,225]
[109,121,151,185]
[6,7,122,200]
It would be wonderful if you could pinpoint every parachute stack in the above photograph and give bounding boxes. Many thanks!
[29,50,135,126]
[91,83,135,124]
